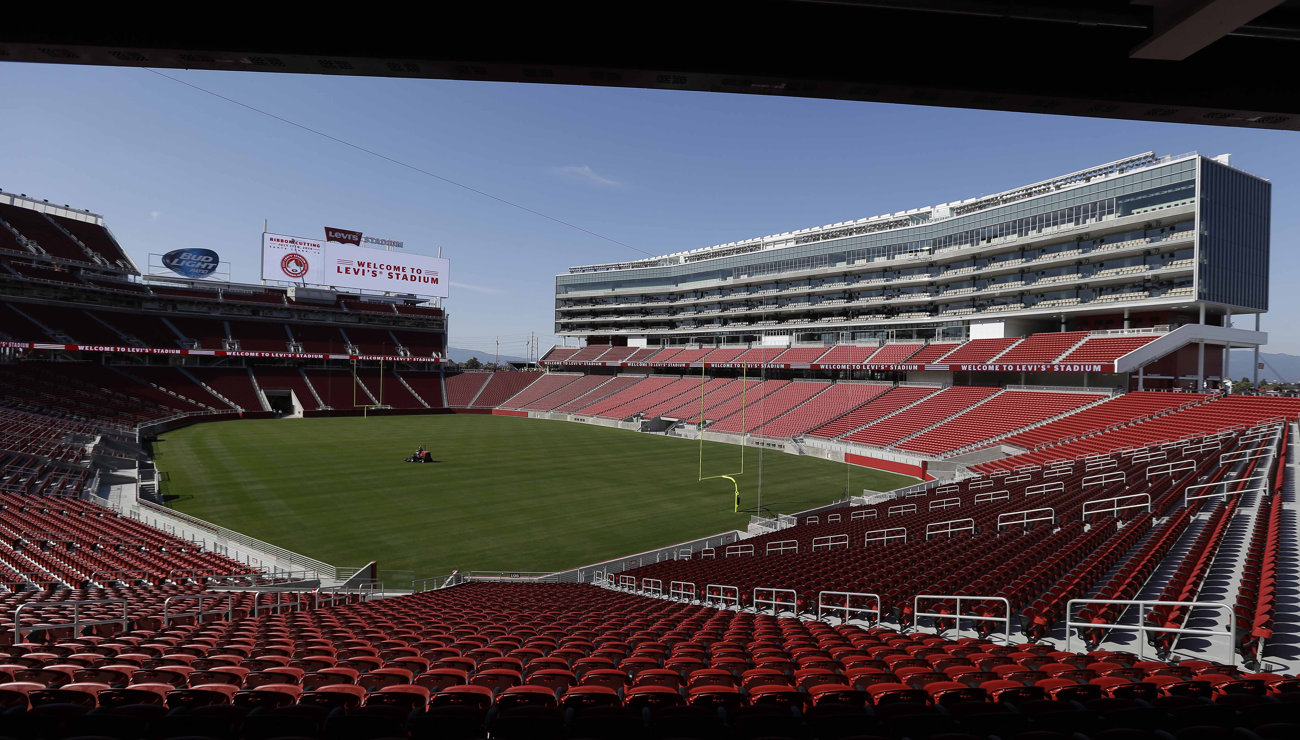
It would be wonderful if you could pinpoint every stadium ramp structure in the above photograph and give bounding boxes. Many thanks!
[1116,322,1267,375]
[111,480,353,586]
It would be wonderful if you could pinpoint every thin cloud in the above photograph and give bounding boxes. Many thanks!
[554,165,622,188]
[451,281,502,294]
[149,211,162,221]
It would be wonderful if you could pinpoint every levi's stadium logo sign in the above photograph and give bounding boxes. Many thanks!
[325,226,363,246]
[161,248,219,279]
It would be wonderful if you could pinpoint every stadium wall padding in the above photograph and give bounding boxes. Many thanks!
[845,452,928,479]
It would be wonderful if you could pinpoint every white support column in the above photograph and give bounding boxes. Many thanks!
[1138,363,1145,391]
[1123,308,1130,330]
[1198,305,1207,390]
[1254,315,1261,387]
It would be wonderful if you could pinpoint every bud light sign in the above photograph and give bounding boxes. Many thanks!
[162,248,220,279]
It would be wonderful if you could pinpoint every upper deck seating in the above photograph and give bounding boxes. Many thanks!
[938,338,1020,364]
[1059,335,1159,364]
[995,331,1089,364]
[864,344,922,364]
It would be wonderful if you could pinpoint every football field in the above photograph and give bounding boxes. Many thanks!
[152,414,918,580]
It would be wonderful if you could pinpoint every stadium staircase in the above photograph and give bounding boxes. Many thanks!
[557,375,643,414]
[246,367,273,412]
[221,320,236,350]
[464,374,491,408]
[748,381,868,438]
[297,368,326,409]
[353,373,380,405]
[1264,424,1300,667]
[1050,332,1097,362]
[393,370,431,408]
[6,302,70,343]
[178,367,242,411]
[882,388,1007,450]
[106,365,219,413]
[945,391,1115,457]
[445,373,491,408]
[495,372,580,410]
[85,310,137,346]
[822,385,939,440]
[778,383,893,439]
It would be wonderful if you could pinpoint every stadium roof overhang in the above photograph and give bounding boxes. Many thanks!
[4,1,1300,129]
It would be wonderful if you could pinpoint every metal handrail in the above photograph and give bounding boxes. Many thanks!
[753,587,797,616]
[818,590,881,624]
[252,591,304,617]
[914,594,1012,644]
[14,598,128,642]
[89,569,151,585]
[1066,598,1237,666]
[162,593,233,626]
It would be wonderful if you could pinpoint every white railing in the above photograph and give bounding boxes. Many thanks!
[162,593,233,626]
[1185,475,1269,506]
[765,540,798,555]
[706,583,740,608]
[929,496,961,511]
[754,587,798,616]
[914,594,1013,644]
[1083,493,1151,520]
[1222,447,1274,466]
[865,527,907,545]
[1147,459,1196,478]
[926,518,975,538]
[670,581,696,601]
[725,543,755,557]
[1066,598,1236,666]
[641,578,664,596]
[811,534,849,551]
[14,599,127,642]
[998,507,1055,530]
[818,591,882,624]
[1082,470,1126,488]
[974,489,1009,504]
[1026,481,1063,497]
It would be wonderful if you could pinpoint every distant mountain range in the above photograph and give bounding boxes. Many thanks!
[445,346,532,364]
[1228,349,1300,383]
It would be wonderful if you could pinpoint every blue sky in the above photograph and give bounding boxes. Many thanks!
[2,63,1298,358]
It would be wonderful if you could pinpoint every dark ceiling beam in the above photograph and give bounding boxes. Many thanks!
[1131,0,1287,59]
[3,2,1300,129]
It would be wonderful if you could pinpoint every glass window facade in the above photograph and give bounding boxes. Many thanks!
[1198,158,1269,311]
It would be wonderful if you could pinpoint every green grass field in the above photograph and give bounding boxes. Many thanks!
[152,414,917,580]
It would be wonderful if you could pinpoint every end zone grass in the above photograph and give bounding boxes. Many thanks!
[152,414,918,579]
